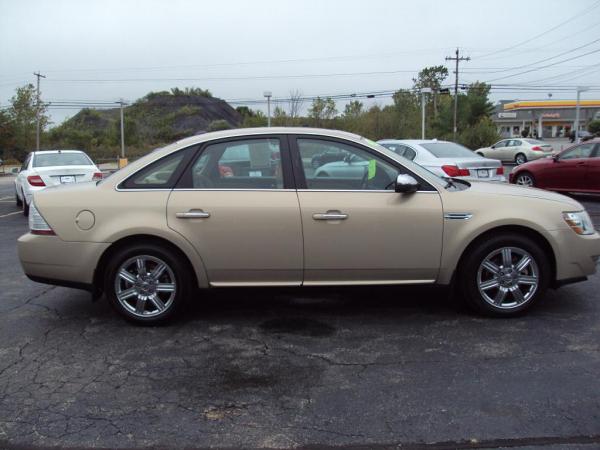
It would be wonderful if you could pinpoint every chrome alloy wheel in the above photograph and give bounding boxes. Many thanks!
[477,247,539,309]
[114,255,176,318]
[515,174,534,186]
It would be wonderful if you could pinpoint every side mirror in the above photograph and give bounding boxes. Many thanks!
[491,145,496,149]
[552,154,560,162]
[394,174,419,193]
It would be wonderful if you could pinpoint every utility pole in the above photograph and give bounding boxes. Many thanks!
[118,99,125,158]
[445,48,470,140]
[34,72,46,150]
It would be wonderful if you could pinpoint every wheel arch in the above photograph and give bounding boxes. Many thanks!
[454,225,556,285]
[93,234,202,299]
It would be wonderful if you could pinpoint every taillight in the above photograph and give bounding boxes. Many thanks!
[92,172,103,181]
[29,202,55,236]
[27,175,46,187]
[496,166,504,175]
[442,165,470,177]
[531,146,543,151]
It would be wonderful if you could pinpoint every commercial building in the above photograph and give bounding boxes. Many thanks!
[492,99,600,138]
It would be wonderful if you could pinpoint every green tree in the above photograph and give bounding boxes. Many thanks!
[206,119,232,132]
[272,106,287,126]
[5,84,49,161]
[308,97,337,127]
[588,120,600,134]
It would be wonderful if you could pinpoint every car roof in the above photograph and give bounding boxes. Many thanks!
[377,139,452,145]
[32,149,86,154]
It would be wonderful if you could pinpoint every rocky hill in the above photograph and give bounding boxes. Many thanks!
[46,88,242,158]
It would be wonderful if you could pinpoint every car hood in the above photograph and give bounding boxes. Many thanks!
[517,156,554,168]
[465,180,582,208]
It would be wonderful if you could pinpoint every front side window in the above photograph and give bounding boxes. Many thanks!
[494,140,507,148]
[298,138,400,190]
[190,138,283,189]
[403,147,417,161]
[33,152,92,168]
[560,143,596,160]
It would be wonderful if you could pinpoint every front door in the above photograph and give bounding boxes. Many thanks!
[547,142,596,192]
[292,137,443,285]
[167,136,303,286]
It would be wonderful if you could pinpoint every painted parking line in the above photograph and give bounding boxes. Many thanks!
[0,211,22,218]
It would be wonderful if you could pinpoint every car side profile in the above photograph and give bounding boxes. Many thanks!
[378,139,505,182]
[15,150,103,216]
[510,140,600,194]
[476,138,554,165]
[17,128,600,324]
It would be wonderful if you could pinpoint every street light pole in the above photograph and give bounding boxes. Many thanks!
[263,91,272,127]
[421,88,432,139]
[575,86,589,143]
[119,99,125,158]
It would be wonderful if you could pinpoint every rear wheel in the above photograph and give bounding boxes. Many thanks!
[515,172,535,187]
[515,153,527,165]
[458,233,550,317]
[15,190,22,207]
[104,243,191,324]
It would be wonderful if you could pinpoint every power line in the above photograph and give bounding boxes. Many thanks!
[476,0,600,59]
[484,47,600,82]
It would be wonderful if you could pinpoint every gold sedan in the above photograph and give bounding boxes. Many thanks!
[18,128,600,323]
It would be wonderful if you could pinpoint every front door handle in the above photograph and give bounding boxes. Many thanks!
[175,209,210,219]
[313,210,348,221]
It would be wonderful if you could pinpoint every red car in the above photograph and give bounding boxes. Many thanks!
[509,139,600,194]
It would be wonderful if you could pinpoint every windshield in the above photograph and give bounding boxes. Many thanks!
[420,142,478,158]
[33,152,92,168]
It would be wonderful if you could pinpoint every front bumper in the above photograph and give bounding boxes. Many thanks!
[550,228,600,282]
[17,233,110,286]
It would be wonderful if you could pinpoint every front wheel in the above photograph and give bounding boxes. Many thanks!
[22,191,29,217]
[514,172,535,187]
[105,243,191,324]
[458,234,550,317]
[15,190,22,207]
[515,153,527,165]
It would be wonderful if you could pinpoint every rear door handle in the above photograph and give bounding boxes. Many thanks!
[313,210,348,220]
[176,209,210,219]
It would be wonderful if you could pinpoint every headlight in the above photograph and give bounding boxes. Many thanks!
[563,211,595,235]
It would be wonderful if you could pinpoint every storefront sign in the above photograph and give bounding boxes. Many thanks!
[498,112,517,118]
[542,113,560,118]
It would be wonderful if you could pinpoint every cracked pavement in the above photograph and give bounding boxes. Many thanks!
[0,175,599,449]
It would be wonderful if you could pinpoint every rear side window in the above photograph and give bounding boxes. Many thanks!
[120,148,193,189]
[33,152,92,167]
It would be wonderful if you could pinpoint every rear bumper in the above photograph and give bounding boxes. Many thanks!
[17,233,110,286]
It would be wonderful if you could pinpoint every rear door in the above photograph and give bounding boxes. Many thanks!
[166,135,303,286]
[291,136,443,285]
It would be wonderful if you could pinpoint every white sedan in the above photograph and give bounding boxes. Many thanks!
[476,138,554,165]
[15,150,103,216]
[377,139,505,182]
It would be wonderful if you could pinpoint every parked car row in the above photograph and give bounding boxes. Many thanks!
[14,128,600,325]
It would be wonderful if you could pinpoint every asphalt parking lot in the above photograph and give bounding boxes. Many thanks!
[1,173,599,449]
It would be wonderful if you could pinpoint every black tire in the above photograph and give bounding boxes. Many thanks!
[515,153,527,165]
[514,172,535,187]
[15,190,22,207]
[22,192,29,217]
[458,233,550,317]
[104,243,192,324]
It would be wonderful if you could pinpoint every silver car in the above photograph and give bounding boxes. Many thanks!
[476,138,554,165]
[377,139,505,182]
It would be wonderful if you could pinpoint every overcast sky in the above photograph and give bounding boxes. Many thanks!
[1,0,599,125]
